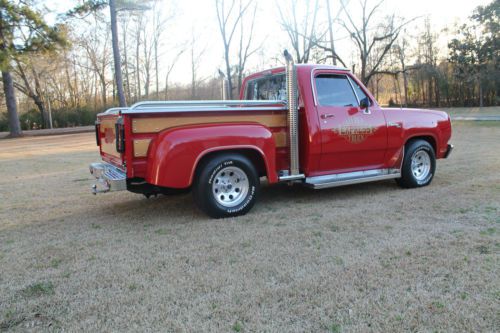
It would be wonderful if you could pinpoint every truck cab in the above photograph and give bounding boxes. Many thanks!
[90,57,453,218]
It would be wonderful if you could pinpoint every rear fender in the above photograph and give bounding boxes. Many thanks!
[146,123,278,188]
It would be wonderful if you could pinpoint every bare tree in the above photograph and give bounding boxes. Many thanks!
[133,14,143,99]
[141,21,154,98]
[277,0,319,64]
[151,0,173,99]
[215,0,253,99]
[190,35,206,99]
[235,2,259,93]
[164,48,185,100]
[308,0,348,67]
[393,34,410,106]
[339,0,416,85]
[79,14,111,107]
[13,58,49,127]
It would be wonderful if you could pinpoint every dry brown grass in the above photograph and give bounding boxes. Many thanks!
[0,123,499,332]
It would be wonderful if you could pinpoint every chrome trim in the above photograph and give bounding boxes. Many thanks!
[444,144,453,158]
[98,107,130,116]
[222,79,229,100]
[320,113,335,119]
[346,76,361,105]
[305,168,401,189]
[89,162,127,194]
[398,146,405,170]
[130,100,286,109]
[284,50,300,176]
[122,106,287,114]
[278,174,305,182]
[388,122,402,128]
[99,102,288,115]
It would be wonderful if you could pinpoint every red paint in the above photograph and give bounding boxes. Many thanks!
[144,123,278,188]
[96,64,453,190]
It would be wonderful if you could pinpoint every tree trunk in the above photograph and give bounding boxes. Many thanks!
[33,95,47,127]
[478,75,483,107]
[325,0,337,65]
[434,77,440,107]
[402,72,409,107]
[135,23,141,100]
[101,78,107,107]
[154,39,159,99]
[0,10,22,137]
[224,48,233,99]
[109,0,127,107]
[122,22,132,102]
[191,46,196,99]
[164,74,169,100]
[1,71,22,137]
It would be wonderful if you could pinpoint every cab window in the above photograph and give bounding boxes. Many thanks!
[315,74,358,107]
[348,76,371,105]
[245,73,286,100]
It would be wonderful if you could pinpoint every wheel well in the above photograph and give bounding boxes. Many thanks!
[406,136,437,153]
[194,148,267,179]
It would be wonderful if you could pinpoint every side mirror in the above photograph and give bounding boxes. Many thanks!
[359,97,370,109]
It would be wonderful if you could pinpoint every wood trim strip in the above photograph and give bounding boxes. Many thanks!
[132,114,287,134]
[133,139,152,157]
[133,132,287,158]
[273,132,288,148]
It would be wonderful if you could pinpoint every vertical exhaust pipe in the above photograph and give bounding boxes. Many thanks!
[283,50,302,179]
[218,69,229,100]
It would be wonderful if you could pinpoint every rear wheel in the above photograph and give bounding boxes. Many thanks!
[396,139,436,188]
[193,154,259,218]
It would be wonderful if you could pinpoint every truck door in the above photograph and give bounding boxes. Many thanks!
[314,72,387,173]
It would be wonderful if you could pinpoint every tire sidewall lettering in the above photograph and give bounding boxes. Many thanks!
[208,160,234,185]
[226,186,255,214]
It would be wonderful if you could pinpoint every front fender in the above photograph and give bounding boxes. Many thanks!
[146,123,278,188]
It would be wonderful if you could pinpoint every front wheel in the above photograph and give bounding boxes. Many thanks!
[396,139,436,188]
[193,154,259,218]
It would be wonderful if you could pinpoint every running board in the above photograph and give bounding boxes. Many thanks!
[305,169,401,189]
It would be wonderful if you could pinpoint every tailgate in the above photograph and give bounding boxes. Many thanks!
[96,113,125,167]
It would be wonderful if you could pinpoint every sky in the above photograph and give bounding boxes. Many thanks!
[43,0,492,85]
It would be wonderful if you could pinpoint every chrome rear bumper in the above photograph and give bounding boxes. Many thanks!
[89,162,126,194]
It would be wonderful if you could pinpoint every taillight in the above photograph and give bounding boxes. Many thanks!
[95,121,101,146]
[115,118,125,153]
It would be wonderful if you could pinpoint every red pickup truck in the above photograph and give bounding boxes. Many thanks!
[90,53,453,218]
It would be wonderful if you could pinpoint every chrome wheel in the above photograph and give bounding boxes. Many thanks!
[212,166,249,208]
[411,150,431,181]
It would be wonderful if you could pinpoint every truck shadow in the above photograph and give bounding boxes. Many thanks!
[88,179,402,226]
[259,179,400,202]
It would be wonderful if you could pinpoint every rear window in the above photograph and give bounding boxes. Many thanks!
[245,74,286,100]
[315,74,358,107]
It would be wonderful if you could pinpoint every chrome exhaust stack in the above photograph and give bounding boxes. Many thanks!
[218,69,229,100]
[280,50,304,181]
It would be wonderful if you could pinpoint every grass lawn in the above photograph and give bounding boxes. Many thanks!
[0,122,499,332]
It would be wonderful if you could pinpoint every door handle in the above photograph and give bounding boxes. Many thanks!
[388,122,402,128]
[320,114,335,119]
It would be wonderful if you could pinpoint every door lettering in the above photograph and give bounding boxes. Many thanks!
[332,116,377,144]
